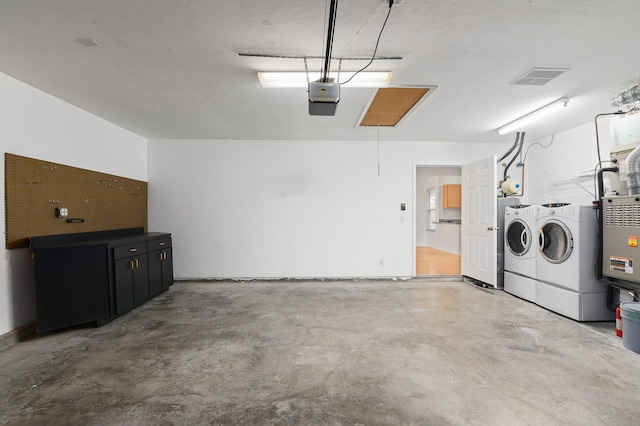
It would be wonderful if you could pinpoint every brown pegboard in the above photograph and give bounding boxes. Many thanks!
[5,153,147,249]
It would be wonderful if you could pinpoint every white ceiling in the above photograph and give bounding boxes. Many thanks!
[1,0,639,144]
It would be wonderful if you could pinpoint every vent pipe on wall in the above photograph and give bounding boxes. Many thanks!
[611,85,640,108]
[616,108,640,195]
[626,144,640,195]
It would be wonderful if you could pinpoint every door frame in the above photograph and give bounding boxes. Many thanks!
[412,161,463,277]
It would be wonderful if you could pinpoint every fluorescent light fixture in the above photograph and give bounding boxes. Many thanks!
[258,71,392,88]
[498,97,570,135]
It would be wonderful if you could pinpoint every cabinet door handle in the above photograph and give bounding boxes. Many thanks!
[159,252,164,261]
[134,259,139,269]
[128,260,135,270]
[128,248,137,253]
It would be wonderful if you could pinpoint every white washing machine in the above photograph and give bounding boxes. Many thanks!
[535,203,613,321]
[504,205,537,302]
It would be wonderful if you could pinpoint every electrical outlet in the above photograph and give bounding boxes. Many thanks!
[55,207,68,218]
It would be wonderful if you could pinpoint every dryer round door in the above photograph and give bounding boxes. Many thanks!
[537,219,574,264]
[506,219,532,256]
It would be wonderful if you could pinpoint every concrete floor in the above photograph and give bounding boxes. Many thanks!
[1,280,639,425]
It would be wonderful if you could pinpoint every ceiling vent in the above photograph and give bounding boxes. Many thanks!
[512,68,569,86]
[77,38,100,47]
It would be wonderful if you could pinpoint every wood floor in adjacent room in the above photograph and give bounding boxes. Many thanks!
[416,246,461,275]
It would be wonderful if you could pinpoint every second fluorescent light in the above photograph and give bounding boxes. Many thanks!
[498,97,570,135]
[258,71,392,88]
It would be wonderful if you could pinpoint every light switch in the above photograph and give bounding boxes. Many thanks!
[400,203,406,211]
[55,207,68,218]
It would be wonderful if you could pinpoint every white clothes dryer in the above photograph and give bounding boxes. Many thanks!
[535,203,612,321]
[504,205,538,302]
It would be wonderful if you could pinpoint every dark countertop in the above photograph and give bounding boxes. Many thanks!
[30,228,170,250]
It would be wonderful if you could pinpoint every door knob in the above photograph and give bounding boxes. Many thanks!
[487,226,494,231]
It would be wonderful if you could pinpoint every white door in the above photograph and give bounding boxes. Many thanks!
[461,156,498,287]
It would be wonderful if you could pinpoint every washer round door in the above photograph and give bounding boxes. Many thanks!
[538,219,573,264]
[506,219,532,256]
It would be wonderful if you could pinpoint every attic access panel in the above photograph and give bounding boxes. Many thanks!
[358,87,434,127]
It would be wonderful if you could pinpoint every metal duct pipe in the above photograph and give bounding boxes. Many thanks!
[611,85,640,107]
[627,144,640,195]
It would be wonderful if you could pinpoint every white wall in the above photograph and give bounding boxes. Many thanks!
[148,140,510,279]
[148,121,611,280]
[0,72,147,336]
[518,121,612,205]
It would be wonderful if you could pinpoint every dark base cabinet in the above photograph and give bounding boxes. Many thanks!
[30,228,173,333]
[148,237,173,297]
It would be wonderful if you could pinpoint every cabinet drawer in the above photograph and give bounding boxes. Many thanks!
[148,237,171,251]
[113,242,148,260]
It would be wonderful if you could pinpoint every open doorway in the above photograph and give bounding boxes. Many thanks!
[414,165,462,276]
